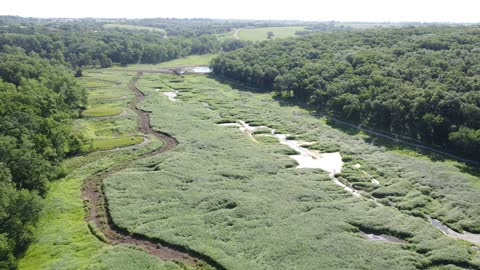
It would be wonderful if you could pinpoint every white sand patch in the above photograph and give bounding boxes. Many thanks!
[163,91,178,102]
[238,121,259,143]
[332,176,362,197]
[218,121,382,200]
[429,217,480,246]
[192,66,212,73]
[361,170,380,186]
[218,123,241,127]
[360,232,407,244]
[290,152,343,172]
[219,122,257,142]
[272,133,343,173]
[219,120,344,173]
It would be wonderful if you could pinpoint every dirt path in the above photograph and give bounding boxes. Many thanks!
[82,72,225,269]
[233,29,240,40]
[327,116,479,165]
[98,137,151,153]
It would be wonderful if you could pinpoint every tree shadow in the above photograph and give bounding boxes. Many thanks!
[323,117,362,136]
[457,164,480,179]
[208,74,264,94]
[208,75,478,166]
[362,136,449,163]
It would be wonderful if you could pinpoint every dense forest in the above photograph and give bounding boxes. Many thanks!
[0,48,86,269]
[211,27,480,159]
[0,16,252,69]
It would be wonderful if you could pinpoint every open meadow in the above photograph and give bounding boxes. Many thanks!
[219,27,308,41]
[103,24,167,35]
[119,54,215,71]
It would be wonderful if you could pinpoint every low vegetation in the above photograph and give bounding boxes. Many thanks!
[103,24,167,34]
[103,71,480,269]
[230,27,308,41]
[18,142,176,270]
[17,68,181,269]
[2,14,479,269]
[75,69,145,151]
[123,54,215,71]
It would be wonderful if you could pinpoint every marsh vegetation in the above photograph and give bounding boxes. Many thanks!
[102,71,480,269]
[2,15,479,270]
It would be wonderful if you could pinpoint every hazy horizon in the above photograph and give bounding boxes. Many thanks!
[2,0,480,23]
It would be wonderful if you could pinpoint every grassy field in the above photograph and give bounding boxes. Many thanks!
[122,54,215,71]
[103,24,167,35]
[19,57,480,269]
[222,27,308,41]
[18,69,184,269]
[103,72,480,269]
[18,130,172,269]
[75,69,146,151]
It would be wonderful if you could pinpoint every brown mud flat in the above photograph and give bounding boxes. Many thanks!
[82,72,225,269]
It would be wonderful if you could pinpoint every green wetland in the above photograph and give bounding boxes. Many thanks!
[17,56,480,270]
[6,16,479,270]
[98,68,480,269]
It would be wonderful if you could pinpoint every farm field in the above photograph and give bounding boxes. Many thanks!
[221,27,308,41]
[103,24,167,35]
[100,66,480,269]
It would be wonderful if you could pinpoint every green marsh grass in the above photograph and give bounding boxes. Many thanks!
[121,54,215,71]
[104,73,480,269]
[20,69,178,269]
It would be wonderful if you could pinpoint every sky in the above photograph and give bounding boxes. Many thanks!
[2,0,480,23]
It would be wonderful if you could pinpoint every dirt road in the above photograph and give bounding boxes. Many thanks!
[327,116,479,165]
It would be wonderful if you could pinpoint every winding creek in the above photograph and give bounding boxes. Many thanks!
[83,72,226,269]
[360,232,407,244]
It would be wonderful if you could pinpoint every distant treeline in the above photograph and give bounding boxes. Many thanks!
[125,18,344,36]
[0,17,252,68]
[211,27,480,159]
